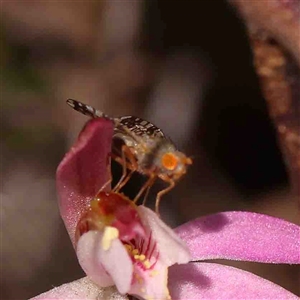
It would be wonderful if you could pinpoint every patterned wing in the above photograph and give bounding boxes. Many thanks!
[117,116,165,139]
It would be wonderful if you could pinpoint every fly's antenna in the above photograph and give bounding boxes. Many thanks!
[66,99,111,119]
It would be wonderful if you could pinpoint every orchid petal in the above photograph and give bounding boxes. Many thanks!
[76,232,114,288]
[31,276,127,300]
[138,206,190,266]
[77,231,133,294]
[169,262,298,300]
[129,260,170,300]
[175,211,300,263]
[56,119,113,245]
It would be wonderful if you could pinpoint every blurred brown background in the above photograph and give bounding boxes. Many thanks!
[1,1,299,299]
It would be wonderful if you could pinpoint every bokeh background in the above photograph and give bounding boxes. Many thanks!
[1,1,299,299]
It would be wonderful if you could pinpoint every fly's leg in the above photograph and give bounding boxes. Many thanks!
[97,155,112,193]
[155,180,175,215]
[112,148,128,192]
[142,185,151,205]
[113,144,138,192]
[114,169,134,192]
[134,175,156,204]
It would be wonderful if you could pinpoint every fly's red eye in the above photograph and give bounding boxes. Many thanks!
[161,153,178,171]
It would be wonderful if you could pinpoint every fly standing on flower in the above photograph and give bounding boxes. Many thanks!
[66,99,192,213]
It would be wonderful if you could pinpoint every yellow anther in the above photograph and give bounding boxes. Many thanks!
[124,244,133,252]
[101,226,119,250]
[143,259,151,269]
[132,249,139,255]
[134,254,140,260]
[139,254,146,261]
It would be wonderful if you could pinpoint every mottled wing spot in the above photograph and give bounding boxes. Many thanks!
[119,116,165,138]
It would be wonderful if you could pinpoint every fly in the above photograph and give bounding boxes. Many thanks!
[66,99,192,214]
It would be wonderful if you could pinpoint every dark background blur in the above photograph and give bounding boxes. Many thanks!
[1,1,298,299]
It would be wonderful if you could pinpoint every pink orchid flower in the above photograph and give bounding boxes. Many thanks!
[75,191,190,299]
[32,118,299,300]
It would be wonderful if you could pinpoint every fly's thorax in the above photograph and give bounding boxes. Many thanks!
[131,135,160,173]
